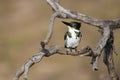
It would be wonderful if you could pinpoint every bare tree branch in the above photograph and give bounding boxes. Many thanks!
[13,0,120,80]
[44,12,59,44]
[47,0,120,29]
[46,0,120,72]
[103,31,119,80]
[91,26,110,70]
[13,45,92,80]
[13,51,45,80]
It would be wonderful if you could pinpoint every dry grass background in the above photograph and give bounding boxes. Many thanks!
[0,0,120,80]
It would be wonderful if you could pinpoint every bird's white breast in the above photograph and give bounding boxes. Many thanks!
[65,27,81,48]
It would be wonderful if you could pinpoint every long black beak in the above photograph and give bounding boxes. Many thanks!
[62,21,71,26]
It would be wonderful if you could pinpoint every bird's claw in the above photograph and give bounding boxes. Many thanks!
[66,51,78,56]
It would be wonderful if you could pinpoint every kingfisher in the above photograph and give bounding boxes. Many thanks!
[62,21,82,55]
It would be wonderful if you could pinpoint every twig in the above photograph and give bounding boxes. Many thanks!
[13,45,92,80]
[44,12,59,44]
[13,0,120,80]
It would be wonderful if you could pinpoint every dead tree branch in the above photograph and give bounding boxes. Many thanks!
[13,45,92,80]
[103,31,119,80]
[44,12,59,44]
[13,0,120,80]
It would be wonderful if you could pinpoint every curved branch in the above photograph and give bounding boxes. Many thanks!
[13,0,120,80]
[13,51,45,80]
[94,26,110,56]
[13,46,92,80]
[91,26,110,70]
[103,31,119,80]
[44,12,59,44]
[47,0,120,29]
[46,0,120,79]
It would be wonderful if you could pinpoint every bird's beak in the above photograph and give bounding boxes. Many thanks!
[62,21,71,26]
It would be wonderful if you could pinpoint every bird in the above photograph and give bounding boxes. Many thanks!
[62,21,82,56]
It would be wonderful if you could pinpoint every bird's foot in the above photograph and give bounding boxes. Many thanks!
[66,50,72,55]
[66,49,78,56]
[70,52,79,56]
[71,49,79,56]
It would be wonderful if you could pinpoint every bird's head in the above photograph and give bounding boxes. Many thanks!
[62,21,81,30]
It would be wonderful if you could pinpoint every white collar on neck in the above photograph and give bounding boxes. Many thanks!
[68,26,79,32]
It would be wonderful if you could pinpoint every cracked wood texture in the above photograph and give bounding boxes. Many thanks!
[13,0,120,80]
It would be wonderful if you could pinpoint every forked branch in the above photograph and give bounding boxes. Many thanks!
[13,45,93,80]
[13,0,120,80]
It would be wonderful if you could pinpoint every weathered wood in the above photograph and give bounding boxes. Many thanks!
[13,0,120,80]
[13,45,92,80]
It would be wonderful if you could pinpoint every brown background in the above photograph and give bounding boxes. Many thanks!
[0,0,120,80]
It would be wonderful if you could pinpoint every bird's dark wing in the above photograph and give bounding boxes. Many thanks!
[64,32,67,40]
[75,31,81,39]
[64,31,72,40]
[64,31,71,48]
[64,32,67,48]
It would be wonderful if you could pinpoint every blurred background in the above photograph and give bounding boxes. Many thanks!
[0,0,120,80]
